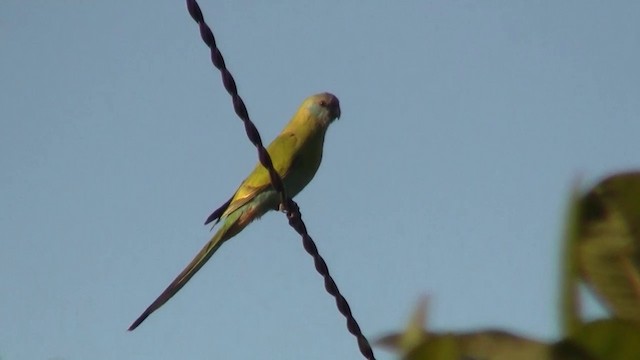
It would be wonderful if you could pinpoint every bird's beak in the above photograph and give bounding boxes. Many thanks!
[332,102,341,120]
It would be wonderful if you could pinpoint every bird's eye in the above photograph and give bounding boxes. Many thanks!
[319,100,327,107]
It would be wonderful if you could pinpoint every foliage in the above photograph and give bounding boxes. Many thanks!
[377,171,640,359]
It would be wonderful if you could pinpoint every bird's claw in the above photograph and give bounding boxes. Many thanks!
[278,202,287,213]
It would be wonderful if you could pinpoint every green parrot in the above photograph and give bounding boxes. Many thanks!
[128,92,341,330]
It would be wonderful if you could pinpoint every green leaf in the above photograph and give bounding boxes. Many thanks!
[577,172,640,321]
[377,300,551,359]
[565,319,640,359]
[559,179,583,335]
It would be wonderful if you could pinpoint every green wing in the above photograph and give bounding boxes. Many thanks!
[205,131,299,224]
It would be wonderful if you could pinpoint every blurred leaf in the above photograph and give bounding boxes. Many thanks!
[577,172,640,321]
[377,296,429,354]
[550,338,597,360]
[566,319,640,359]
[383,329,550,360]
[421,330,549,360]
[559,180,583,335]
[377,300,550,360]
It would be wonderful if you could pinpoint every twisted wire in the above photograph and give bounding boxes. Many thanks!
[185,1,375,358]
[187,2,286,205]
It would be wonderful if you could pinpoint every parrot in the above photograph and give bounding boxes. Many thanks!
[128,92,341,330]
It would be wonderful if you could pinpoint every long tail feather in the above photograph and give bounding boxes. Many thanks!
[128,217,239,331]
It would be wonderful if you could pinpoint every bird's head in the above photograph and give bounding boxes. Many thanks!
[305,92,341,127]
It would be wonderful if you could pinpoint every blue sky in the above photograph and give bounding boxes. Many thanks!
[1,1,639,359]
